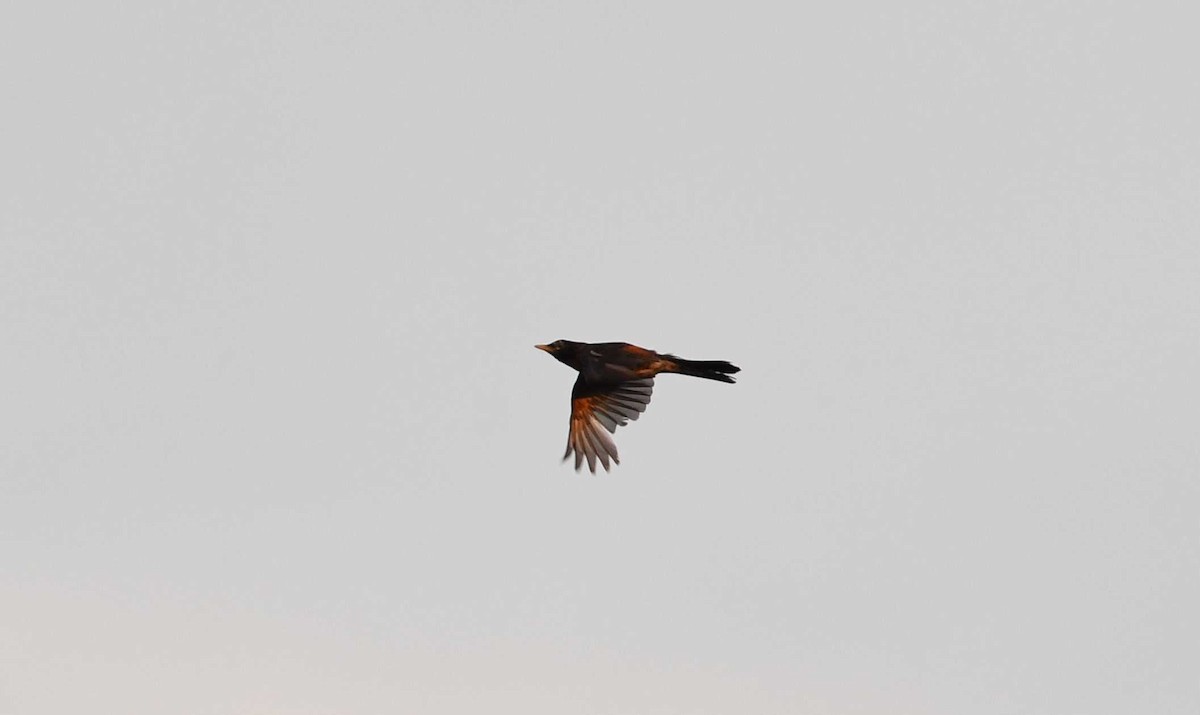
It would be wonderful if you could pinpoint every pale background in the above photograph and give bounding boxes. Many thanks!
[2,3,1198,714]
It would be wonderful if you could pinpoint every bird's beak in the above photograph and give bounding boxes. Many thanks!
[535,344,552,353]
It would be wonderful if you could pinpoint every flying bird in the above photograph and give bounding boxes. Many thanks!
[536,340,740,473]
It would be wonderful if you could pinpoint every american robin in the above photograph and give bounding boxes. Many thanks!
[535,340,740,473]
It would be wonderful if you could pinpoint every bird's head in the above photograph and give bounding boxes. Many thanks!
[535,339,583,368]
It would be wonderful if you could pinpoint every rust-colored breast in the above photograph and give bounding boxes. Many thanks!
[627,359,674,378]
[615,344,679,377]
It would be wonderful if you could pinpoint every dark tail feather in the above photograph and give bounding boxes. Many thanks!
[667,356,741,383]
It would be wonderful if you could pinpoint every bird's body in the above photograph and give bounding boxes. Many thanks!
[536,340,740,473]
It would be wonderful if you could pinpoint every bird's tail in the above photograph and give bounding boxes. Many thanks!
[665,356,741,383]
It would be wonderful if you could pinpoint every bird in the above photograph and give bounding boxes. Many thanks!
[535,340,740,473]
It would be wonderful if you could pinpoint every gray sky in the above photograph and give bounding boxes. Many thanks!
[3,2,1198,714]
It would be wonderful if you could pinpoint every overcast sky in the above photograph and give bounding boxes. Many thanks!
[3,2,1198,714]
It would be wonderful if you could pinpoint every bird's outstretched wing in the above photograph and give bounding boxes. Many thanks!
[563,376,654,473]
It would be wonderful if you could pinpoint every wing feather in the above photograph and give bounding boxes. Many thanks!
[562,376,654,473]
